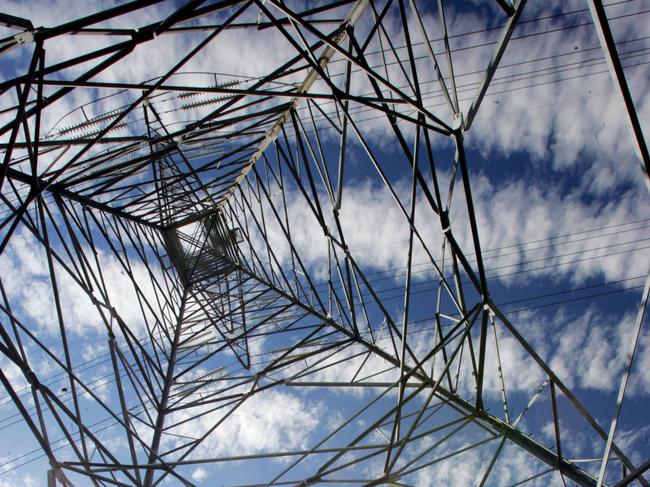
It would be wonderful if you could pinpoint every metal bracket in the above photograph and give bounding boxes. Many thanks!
[14,31,34,45]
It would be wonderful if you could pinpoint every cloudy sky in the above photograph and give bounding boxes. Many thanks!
[0,0,649,486]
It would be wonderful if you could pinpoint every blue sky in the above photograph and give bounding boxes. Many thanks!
[0,0,649,486]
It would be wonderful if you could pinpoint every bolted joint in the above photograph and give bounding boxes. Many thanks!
[299,474,322,486]
[387,472,402,483]
[14,31,35,45]
[132,26,156,42]
[451,111,464,131]
[25,369,39,388]
[440,210,451,234]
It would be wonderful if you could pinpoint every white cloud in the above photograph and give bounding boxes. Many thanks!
[239,168,648,294]
[0,356,29,405]
[411,440,557,487]
[0,455,41,487]
[546,309,640,392]
[168,388,321,459]
[191,466,208,482]
[0,224,164,339]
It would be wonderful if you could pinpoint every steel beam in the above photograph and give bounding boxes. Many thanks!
[587,0,650,189]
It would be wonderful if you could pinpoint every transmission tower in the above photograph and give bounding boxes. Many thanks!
[0,1,648,486]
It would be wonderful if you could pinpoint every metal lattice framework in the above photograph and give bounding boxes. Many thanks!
[0,1,649,486]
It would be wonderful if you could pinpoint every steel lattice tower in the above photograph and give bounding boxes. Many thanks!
[0,1,648,486]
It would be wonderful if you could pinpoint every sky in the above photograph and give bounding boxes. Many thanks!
[0,0,649,486]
